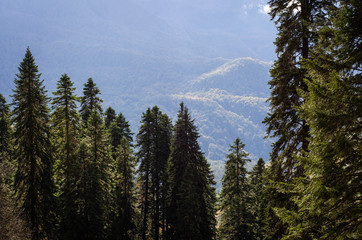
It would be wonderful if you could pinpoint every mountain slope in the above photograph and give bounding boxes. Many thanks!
[0,0,274,186]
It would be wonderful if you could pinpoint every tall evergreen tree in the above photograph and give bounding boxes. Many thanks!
[137,108,153,240]
[51,73,81,240]
[136,106,172,240]
[111,137,137,240]
[71,140,91,239]
[83,111,114,240]
[263,1,332,238]
[57,112,113,240]
[80,78,103,124]
[249,158,266,240]
[11,48,56,240]
[167,103,216,240]
[281,1,362,239]
[218,138,253,240]
[149,106,172,240]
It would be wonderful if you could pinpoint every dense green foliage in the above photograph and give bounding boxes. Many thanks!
[105,107,117,129]
[1,48,220,240]
[83,111,114,239]
[80,78,103,124]
[219,138,252,240]
[136,106,172,240]
[264,1,361,239]
[249,158,266,240]
[281,1,362,239]
[111,138,137,240]
[11,48,56,240]
[51,74,81,240]
[167,103,217,240]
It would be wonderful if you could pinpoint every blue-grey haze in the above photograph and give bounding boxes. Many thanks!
[0,0,276,187]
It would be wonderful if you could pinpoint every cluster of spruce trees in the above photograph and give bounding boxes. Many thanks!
[0,48,213,240]
[263,0,361,239]
[0,48,267,240]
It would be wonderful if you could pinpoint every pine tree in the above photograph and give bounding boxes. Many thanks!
[105,107,116,129]
[83,111,114,240]
[249,158,266,240]
[283,1,362,239]
[11,47,56,240]
[167,103,216,240]
[111,137,137,240]
[80,78,103,124]
[263,1,333,238]
[51,73,81,240]
[109,112,133,156]
[136,106,172,240]
[149,106,172,240]
[137,108,153,240]
[218,138,253,240]
[71,140,91,239]
[57,112,113,240]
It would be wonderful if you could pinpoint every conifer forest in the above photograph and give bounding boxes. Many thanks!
[0,1,361,240]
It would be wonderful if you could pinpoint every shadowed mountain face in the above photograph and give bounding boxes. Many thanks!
[0,0,275,186]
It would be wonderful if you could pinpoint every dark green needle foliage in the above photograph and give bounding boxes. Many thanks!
[136,106,172,240]
[51,73,81,240]
[70,140,91,239]
[105,107,117,129]
[149,106,172,240]
[80,78,103,124]
[82,111,114,240]
[137,108,153,240]
[167,103,216,240]
[0,94,11,157]
[60,112,113,240]
[111,137,137,240]
[249,158,266,240]
[265,0,332,174]
[116,112,133,143]
[281,1,362,239]
[263,0,333,238]
[218,138,253,240]
[11,48,56,240]
[109,112,133,157]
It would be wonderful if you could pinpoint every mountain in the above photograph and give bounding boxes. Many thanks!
[0,0,275,186]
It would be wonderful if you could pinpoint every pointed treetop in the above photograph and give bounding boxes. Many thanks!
[80,78,103,123]
[105,106,116,129]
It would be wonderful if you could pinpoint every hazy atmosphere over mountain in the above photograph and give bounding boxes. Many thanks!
[0,0,276,186]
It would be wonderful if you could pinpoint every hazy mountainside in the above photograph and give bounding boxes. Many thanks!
[0,0,274,186]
